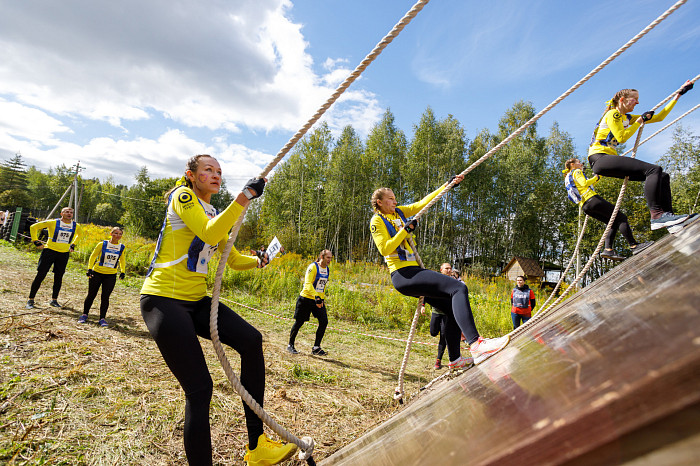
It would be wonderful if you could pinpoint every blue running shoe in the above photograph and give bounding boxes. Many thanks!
[77,314,88,324]
[650,212,688,230]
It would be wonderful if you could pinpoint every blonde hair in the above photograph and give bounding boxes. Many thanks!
[110,226,123,235]
[371,188,393,211]
[564,158,579,171]
[608,88,637,110]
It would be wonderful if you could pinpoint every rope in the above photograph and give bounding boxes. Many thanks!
[409,0,689,225]
[391,0,688,401]
[209,0,432,460]
[219,296,438,347]
[534,97,700,316]
[510,77,700,338]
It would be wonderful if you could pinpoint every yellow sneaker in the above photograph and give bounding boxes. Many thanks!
[244,434,297,466]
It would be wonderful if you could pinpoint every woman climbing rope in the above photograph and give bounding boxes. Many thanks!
[370,175,509,365]
[563,158,654,261]
[139,154,296,466]
[79,226,127,326]
[587,80,694,231]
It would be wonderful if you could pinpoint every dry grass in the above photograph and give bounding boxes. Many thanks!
[0,243,446,465]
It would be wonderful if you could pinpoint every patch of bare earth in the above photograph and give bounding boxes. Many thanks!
[0,243,443,465]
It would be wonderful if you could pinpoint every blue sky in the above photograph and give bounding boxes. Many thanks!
[1,0,698,191]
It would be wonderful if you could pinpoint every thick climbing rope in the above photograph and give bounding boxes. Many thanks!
[511,76,700,337]
[391,0,688,400]
[534,97,700,317]
[208,0,432,461]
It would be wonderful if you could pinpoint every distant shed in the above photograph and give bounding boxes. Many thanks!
[502,256,545,282]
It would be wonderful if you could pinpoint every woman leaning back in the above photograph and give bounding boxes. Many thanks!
[140,154,296,466]
[370,174,510,365]
[587,80,694,231]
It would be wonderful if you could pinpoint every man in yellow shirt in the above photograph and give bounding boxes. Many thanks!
[26,207,82,309]
[287,249,332,356]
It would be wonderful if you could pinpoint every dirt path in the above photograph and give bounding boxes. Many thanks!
[0,243,441,465]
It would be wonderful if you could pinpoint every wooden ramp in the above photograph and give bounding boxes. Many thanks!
[323,221,700,465]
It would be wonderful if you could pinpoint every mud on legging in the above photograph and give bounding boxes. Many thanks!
[83,272,116,318]
[391,266,479,345]
[140,295,265,465]
[589,153,673,213]
[583,195,637,249]
[29,248,69,300]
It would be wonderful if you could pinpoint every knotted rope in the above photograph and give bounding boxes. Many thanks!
[208,0,432,460]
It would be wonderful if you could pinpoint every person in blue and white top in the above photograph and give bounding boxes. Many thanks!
[79,227,127,327]
[27,206,82,309]
[287,249,333,356]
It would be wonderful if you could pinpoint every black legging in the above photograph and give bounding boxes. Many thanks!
[29,249,69,300]
[289,296,328,347]
[140,295,265,465]
[430,312,454,361]
[391,266,479,345]
[83,272,116,318]
[582,195,637,249]
[589,153,673,213]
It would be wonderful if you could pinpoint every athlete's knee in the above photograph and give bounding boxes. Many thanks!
[185,378,213,405]
[646,164,662,177]
[317,315,328,327]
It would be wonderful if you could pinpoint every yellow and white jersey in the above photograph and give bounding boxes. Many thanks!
[30,218,82,253]
[370,185,445,274]
[141,186,257,301]
[88,240,126,275]
[589,99,676,156]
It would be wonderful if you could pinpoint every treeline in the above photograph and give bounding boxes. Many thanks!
[2,103,698,278]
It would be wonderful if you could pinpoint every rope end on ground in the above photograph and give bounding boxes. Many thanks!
[393,387,404,403]
[298,436,315,462]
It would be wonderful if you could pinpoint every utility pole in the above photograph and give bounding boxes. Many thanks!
[71,161,85,221]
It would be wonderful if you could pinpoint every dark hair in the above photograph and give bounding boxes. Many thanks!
[164,154,214,200]
[564,158,579,171]
[516,275,526,281]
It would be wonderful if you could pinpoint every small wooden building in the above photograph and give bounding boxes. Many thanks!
[502,256,545,283]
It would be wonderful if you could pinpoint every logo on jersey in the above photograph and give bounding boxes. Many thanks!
[370,225,377,233]
[179,191,193,204]
[612,111,621,120]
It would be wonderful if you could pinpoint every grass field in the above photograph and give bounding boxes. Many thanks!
[0,239,548,464]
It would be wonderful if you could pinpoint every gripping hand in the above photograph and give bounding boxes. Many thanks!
[403,217,417,234]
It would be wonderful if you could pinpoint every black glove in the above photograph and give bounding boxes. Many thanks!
[33,240,42,247]
[243,178,266,200]
[315,296,324,306]
[69,244,75,252]
[679,81,694,96]
[86,270,94,278]
[119,273,125,280]
[403,217,417,233]
[641,111,654,122]
[449,175,462,186]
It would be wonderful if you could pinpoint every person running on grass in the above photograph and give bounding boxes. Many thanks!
[563,158,653,261]
[140,154,296,466]
[587,80,694,231]
[370,174,509,366]
[26,206,82,309]
[79,226,127,327]
[287,249,332,356]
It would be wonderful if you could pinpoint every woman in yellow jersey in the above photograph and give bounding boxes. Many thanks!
[587,80,694,231]
[140,155,296,466]
[287,249,332,356]
[563,158,653,261]
[370,175,509,366]
[79,226,127,326]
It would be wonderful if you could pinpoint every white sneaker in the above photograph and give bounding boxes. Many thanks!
[469,335,510,364]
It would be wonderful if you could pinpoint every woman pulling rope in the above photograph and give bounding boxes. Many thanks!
[587,80,694,231]
[369,175,509,367]
[140,154,296,466]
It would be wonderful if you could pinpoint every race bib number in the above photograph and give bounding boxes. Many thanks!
[315,277,328,293]
[56,230,72,243]
[103,252,120,268]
